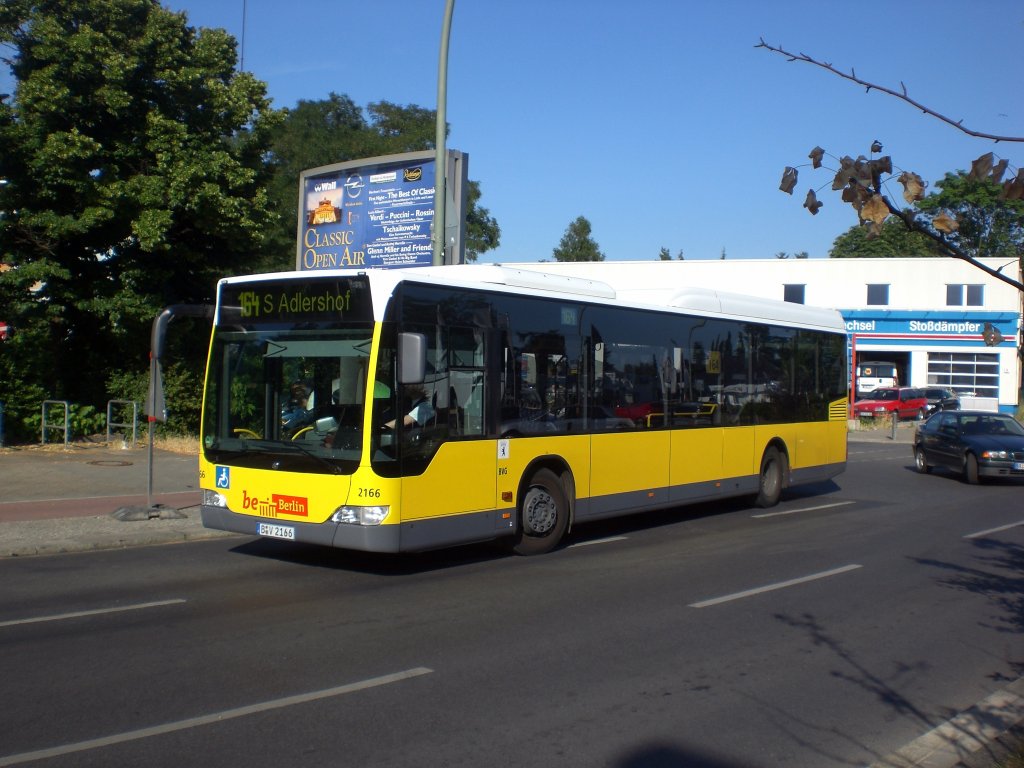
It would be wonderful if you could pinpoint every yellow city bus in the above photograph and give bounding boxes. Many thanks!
[199,264,848,555]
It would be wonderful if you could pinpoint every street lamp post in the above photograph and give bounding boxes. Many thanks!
[432,0,455,267]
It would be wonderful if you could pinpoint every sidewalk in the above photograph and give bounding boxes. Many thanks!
[846,418,918,444]
[0,441,239,557]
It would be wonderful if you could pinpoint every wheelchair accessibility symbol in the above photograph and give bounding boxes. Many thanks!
[216,466,231,489]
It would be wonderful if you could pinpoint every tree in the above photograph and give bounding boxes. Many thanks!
[917,171,1024,260]
[0,0,281,438]
[553,216,605,262]
[263,93,500,268]
[830,219,945,258]
[758,39,1024,293]
[463,179,500,261]
[658,247,684,260]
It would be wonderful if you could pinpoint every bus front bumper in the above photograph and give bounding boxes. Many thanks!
[200,505,403,552]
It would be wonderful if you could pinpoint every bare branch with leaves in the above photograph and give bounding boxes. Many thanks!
[755,39,1023,144]
[758,40,1024,293]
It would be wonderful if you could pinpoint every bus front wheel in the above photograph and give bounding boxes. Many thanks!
[512,468,569,555]
[754,447,785,508]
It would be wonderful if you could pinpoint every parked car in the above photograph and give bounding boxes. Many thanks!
[913,410,1024,484]
[923,386,959,415]
[852,387,929,421]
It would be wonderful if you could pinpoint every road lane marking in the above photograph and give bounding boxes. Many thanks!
[964,519,1024,540]
[0,599,187,629]
[689,564,863,608]
[0,667,434,767]
[752,501,855,519]
[569,536,628,548]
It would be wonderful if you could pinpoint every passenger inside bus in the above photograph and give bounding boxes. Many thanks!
[280,381,313,433]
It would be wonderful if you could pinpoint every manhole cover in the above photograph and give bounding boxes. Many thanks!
[87,460,134,467]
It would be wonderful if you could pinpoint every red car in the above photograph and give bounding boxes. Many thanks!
[853,387,929,421]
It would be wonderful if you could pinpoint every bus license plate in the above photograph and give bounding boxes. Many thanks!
[258,523,296,541]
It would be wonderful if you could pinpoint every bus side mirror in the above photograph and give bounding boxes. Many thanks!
[398,332,426,385]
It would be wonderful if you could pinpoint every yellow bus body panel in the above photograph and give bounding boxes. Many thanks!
[669,428,725,486]
[400,441,496,521]
[591,431,670,497]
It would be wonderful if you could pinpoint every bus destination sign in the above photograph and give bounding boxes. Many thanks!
[220,279,372,324]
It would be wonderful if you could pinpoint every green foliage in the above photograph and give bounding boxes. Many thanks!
[829,172,1024,265]
[916,172,1024,260]
[0,354,48,443]
[11,401,105,443]
[68,404,106,437]
[553,216,605,262]
[0,311,51,441]
[1,0,278,433]
[463,179,500,262]
[107,360,202,436]
[830,219,946,258]
[1,4,503,442]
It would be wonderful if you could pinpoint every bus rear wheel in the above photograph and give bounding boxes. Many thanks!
[512,468,569,555]
[754,447,785,508]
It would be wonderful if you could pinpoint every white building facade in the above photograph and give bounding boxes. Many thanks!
[507,258,1023,413]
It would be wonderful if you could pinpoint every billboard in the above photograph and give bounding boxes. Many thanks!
[297,150,468,271]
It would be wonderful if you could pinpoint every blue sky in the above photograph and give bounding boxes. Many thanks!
[6,2,1023,263]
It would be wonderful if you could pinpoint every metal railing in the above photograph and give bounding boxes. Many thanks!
[106,399,139,448]
[41,400,70,446]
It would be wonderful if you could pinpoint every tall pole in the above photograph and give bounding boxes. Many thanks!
[432,0,455,266]
[240,0,247,71]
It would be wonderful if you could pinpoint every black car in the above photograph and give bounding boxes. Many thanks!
[913,410,1024,484]
[922,386,959,415]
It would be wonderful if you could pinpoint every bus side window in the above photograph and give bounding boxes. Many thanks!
[458,371,485,436]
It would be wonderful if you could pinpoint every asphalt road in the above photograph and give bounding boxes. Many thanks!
[0,438,1022,767]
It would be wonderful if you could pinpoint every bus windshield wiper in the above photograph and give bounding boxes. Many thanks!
[262,438,343,475]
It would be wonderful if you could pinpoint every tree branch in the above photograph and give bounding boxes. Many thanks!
[880,196,1024,292]
[756,39,1023,144]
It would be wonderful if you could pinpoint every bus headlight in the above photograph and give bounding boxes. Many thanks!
[332,505,390,526]
[203,490,227,508]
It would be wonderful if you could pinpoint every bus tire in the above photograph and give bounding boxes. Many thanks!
[512,468,569,555]
[754,447,784,508]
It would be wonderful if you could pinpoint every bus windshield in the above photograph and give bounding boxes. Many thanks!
[202,326,376,473]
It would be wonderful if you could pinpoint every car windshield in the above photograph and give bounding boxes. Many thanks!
[967,415,1024,436]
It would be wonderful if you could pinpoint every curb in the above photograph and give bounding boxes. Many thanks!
[0,506,241,558]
